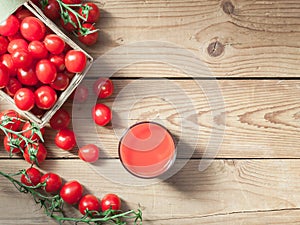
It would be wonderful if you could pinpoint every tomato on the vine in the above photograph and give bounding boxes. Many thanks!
[22,121,45,141]
[14,88,35,111]
[0,64,9,88]
[4,133,25,154]
[20,17,46,41]
[42,0,60,20]
[23,143,47,165]
[79,194,100,215]
[92,103,112,126]
[65,50,87,73]
[78,144,99,163]
[78,3,100,23]
[78,23,98,46]
[60,11,79,32]
[93,78,114,98]
[20,167,42,186]
[55,128,76,151]
[101,194,121,212]
[5,78,22,97]
[60,180,83,205]
[36,59,57,84]
[0,110,21,131]
[0,36,8,55]
[40,173,62,193]
[0,15,20,36]
[44,34,65,55]
[34,86,57,110]
[62,0,82,4]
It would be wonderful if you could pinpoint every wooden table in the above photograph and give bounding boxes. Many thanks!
[1,0,300,224]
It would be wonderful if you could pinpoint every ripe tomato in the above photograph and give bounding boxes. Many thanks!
[44,34,65,55]
[78,3,100,23]
[1,54,17,76]
[0,110,21,131]
[0,36,8,55]
[0,15,20,36]
[17,66,39,86]
[49,54,65,72]
[30,106,45,117]
[5,78,22,97]
[65,50,87,73]
[23,143,47,165]
[49,108,70,130]
[34,86,57,109]
[20,167,42,186]
[50,73,70,91]
[78,144,99,163]
[22,121,45,141]
[36,59,57,84]
[42,0,60,20]
[14,8,34,21]
[40,173,62,193]
[14,88,35,111]
[55,128,76,151]
[7,31,23,41]
[7,38,28,54]
[60,11,78,32]
[60,180,83,205]
[0,64,9,88]
[79,194,100,215]
[62,0,82,4]
[4,133,25,154]
[28,41,48,59]
[92,103,112,126]
[78,23,98,46]
[11,49,33,69]
[20,17,46,41]
[93,78,114,98]
[101,194,121,212]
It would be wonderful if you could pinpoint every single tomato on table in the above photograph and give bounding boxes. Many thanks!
[92,103,112,126]
[55,128,76,151]
[78,144,99,163]
[93,78,114,98]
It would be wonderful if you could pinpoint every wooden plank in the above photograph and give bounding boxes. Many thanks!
[1,79,300,159]
[79,0,300,78]
[0,159,300,224]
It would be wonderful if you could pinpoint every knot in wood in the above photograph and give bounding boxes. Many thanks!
[207,41,224,57]
[222,1,235,15]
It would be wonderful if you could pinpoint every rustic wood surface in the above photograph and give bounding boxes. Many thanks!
[0,0,300,224]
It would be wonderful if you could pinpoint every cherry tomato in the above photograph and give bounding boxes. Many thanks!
[79,194,100,215]
[60,180,83,205]
[78,144,99,163]
[0,36,8,54]
[78,23,98,46]
[23,143,47,165]
[40,173,62,193]
[22,121,45,141]
[30,106,45,117]
[65,50,87,73]
[71,84,89,103]
[44,34,65,55]
[7,38,28,54]
[28,41,48,59]
[55,128,76,151]
[78,3,100,23]
[49,54,65,72]
[14,88,35,111]
[49,108,70,130]
[92,103,112,126]
[7,31,23,41]
[11,49,33,69]
[20,167,42,186]
[60,11,79,32]
[93,78,114,98]
[14,8,34,21]
[0,64,9,88]
[5,78,22,97]
[36,59,57,84]
[62,0,82,4]
[0,110,21,131]
[42,0,60,20]
[4,133,25,154]
[17,66,39,86]
[20,17,46,41]
[0,15,20,36]
[34,85,57,109]
[101,194,121,212]
[50,73,70,91]
[1,54,17,76]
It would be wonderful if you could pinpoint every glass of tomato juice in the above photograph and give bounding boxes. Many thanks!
[118,121,176,178]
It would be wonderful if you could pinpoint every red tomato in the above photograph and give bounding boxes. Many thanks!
[50,73,70,91]
[0,110,21,131]
[0,64,9,88]
[0,15,20,36]
[44,34,65,55]
[60,181,83,205]
[60,11,78,32]
[28,41,48,59]
[78,3,100,23]
[23,143,47,165]
[34,86,57,109]
[79,194,100,215]
[14,8,34,21]
[49,108,70,130]
[92,103,112,126]
[20,167,42,186]
[11,49,33,69]
[22,121,45,142]
[0,36,8,54]
[20,17,46,41]
[78,144,99,163]
[55,128,76,151]
[40,173,62,193]
[78,23,98,46]
[36,59,57,84]
[5,78,22,97]
[17,66,39,86]
[49,54,65,72]
[42,0,60,20]
[1,54,17,76]
[7,38,28,54]
[101,194,121,212]
[7,31,23,41]
[93,78,114,98]
[30,106,45,117]
[65,50,87,73]
[71,84,89,103]
[3,133,25,154]
[62,0,82,4]
[14,88,35,111]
